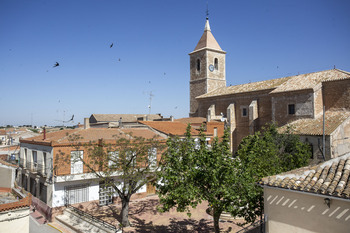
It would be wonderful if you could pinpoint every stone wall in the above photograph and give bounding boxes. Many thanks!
[323,79,350,111]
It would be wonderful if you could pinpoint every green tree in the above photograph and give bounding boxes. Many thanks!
[55,133,165,227]
[235,123,311,225]
[157,125,245,233]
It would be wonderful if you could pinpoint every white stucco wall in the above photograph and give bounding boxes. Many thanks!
[52,179,99,207]
[0,164,15,188]
[0,208,30,233]
[136,184,147,193]
[264,187,350,233]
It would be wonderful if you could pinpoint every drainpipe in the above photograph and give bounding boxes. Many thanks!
[322,106,326,161]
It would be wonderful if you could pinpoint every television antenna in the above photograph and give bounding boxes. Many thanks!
[148,91,154,115]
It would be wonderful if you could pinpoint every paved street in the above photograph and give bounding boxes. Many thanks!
[29,215,61,233]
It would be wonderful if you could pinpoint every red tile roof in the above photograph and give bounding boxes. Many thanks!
[175,117,207,124]
[279,111,350,135]
[20,127,166,145]
[198,69,350,98]
[0,193,32,212]
[259,153,350,199]
[139,121,200,136]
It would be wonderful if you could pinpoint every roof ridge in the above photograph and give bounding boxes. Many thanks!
[334,68,350,76]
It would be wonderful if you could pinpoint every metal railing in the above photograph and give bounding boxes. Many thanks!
[37,163,50,176]
[67,205,119,232]
[26,161,38,172]
[25,162,49,176]
[19,159,25,167]
[236,219,265,233]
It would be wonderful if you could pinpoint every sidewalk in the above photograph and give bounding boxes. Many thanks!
[30,205,76,233]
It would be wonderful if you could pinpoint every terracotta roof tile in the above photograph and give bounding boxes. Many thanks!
[197,76,290,98]
[259,153,350,199]
[139,121,200,136]
[175,117,207,124]
[271,69,350,93]
[91,114,162,123]
[20,128,166,145]
[279,111,350,135]
[197,69,350,99]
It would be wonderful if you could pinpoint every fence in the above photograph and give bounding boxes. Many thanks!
[67,205,119,232]
[236,219,265,233]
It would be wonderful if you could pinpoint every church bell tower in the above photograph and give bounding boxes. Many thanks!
[189,17,226,117]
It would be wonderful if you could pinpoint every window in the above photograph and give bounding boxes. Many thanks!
[71,151,83,174]
[214,127,218,137]
[288,104,295,115]
[214,58,218,70]
[43,152,47,175]
[108,151,119,168]
[32,151,37,170]
[65,183,89,205]
[194,138,200,149]
[126,150,136,167]
[242,108,248,117]
[196,59,200,72]
[24,148,27,167]
[99,181,113,206]
[148,148,157,168]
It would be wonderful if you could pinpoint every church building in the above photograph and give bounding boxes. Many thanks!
[189,18,350,163]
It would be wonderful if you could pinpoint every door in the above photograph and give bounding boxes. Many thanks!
[146,182,156,195]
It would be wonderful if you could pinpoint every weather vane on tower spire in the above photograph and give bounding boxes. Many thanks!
[206,1,209,20]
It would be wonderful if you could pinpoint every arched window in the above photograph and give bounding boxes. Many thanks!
[196,59,200,72]
[214,58,218,70]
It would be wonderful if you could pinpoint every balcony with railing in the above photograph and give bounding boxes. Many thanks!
[19,159,25,167]
[25,162,50,176]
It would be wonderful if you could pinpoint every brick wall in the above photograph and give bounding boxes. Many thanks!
[0,193,31,212]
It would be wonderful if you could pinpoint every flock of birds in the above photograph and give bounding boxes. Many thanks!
[52,43,120,68]
[52,42,178,112]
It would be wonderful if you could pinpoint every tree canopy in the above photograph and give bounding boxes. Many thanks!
[235,123,311,224]
[157,123,311,232]
[157,125,246,233]
[55,133,165,227]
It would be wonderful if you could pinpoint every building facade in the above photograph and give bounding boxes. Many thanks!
[190,18,350,161]
[17,125,167,215]
[259,153,350,233]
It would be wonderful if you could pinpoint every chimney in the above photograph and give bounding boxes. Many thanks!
[84,118,90,129]
[43,127,46,140]
[119,117,123,128]
[170,115,174,122]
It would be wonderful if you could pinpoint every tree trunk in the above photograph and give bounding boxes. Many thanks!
[121,197,130,227]
[213,208,222,233]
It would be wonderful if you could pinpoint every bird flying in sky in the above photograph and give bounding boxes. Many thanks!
[110,43,113,48]
[53,62,59,67]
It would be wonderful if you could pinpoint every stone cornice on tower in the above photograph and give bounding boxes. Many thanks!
[189,19,225,54]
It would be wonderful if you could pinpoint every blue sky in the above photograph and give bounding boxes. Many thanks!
[1,0,349,126]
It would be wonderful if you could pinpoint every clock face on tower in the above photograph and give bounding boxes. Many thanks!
[209,64,214,72]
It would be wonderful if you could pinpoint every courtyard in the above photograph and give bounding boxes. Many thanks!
[71,195,254,233]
